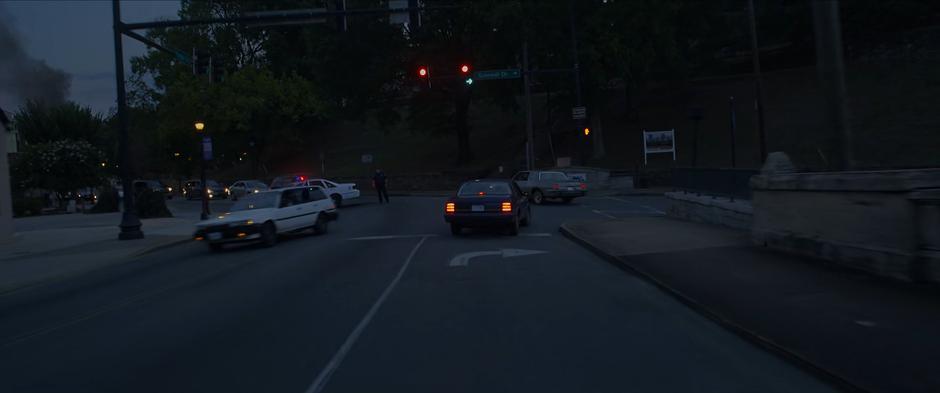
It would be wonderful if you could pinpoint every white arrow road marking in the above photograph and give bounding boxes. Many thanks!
[448,248,548,267]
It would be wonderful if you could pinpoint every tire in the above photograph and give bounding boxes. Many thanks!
[531,189,544,205]
[331,194,343,208]
[562,197,573,204]
[313,214,329,235]
[208,242,223,252]
[520,206,531,227]
[507,216,520,236]
[261,221,277,247]
[450,223,462,236]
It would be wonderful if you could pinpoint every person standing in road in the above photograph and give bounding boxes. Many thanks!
[373,169,389,204]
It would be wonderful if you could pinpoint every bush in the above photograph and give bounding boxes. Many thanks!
[135,189,172,218]
[88,187,120,214]
[13,197,44,217]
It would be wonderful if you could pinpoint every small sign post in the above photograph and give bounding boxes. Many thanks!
[202,136,213,161]
[571,106,586,120]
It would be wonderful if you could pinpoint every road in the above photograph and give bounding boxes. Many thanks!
[0,195,837,393]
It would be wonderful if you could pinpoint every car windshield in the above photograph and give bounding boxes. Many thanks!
[540,172,568,181]
[206,180,221,187]
[230,192,277,211]
[246,181,267,189]
[458,182,511,196]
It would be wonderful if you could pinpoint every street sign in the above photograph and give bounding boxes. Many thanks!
[572,106,587,120]
[202,136,213,161]
[361,154,373,164]
[474,69,521,80]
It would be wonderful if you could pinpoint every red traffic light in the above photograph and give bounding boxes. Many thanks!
[418,66,428,77]
[459,64,471,74]
[583,127,591,136]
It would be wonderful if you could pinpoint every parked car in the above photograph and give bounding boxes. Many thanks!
[512,170,586,204]
[228,180,270,201]
[270,173,311,189]
[300,178,360,207]
[193,185,338,251]
[183,179,227,200]
[133,179,171,199]
[443,179,531,236]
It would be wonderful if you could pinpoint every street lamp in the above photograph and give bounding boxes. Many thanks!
[195,121,210,220]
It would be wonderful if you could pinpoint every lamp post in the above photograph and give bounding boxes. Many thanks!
[195,121,210,220]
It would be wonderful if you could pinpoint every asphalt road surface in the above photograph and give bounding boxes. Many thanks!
[0,196,838,393]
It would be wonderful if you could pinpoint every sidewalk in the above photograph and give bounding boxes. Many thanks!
[0,213,196,295]
[561,217,940,393]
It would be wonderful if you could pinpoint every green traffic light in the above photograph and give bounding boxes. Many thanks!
[465,78,474,85]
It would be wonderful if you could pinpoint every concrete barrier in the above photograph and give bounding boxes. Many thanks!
[666,192,753,231]
[751,154,940,283]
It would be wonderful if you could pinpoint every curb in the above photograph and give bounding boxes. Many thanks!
[558,222,869,393]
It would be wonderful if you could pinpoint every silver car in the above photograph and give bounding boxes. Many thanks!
[512,170,586,204]
[228,180,270,201]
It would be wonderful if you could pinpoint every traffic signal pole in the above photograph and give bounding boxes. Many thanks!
[112,0,143,240]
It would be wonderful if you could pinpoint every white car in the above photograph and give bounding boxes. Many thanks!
[301,178,360,207]
[193,186,338,251]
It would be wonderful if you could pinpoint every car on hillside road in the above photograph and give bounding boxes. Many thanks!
[228,180,269,201]
[270,173,312,189]
[300,178,360,207]
[183,179,227,200]
[512,170,587,204]
[444,179,531,236]
[193,185,338,251]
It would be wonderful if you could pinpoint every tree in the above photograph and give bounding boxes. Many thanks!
[13,101,109,146]
[12,139,106,200]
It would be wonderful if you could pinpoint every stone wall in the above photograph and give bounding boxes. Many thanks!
[666,192,753,231]
[751,163,940,283]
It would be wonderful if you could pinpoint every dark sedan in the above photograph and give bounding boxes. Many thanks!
[444,179,532,236]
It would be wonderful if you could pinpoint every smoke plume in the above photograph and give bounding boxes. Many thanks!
[0,5,71,108]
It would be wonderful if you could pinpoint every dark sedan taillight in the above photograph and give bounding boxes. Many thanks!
[445,202,456,214]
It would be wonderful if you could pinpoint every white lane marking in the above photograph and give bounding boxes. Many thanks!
[592,209,617,219]
[347,234,438,241]
[305,236,429,393]
[448,248,548,267]
[605,196,666,214]
[520,233,552,237]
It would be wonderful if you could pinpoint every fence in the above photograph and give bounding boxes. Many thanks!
[671,168,759,200]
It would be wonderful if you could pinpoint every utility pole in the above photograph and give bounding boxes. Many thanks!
[0,109,13,243]
[747,0,768,164]
[112,0,143,240]
[523,41,535,170]
[812,0,854,170]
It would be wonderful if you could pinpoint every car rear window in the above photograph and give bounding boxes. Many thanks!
[230,192,277,211]
[458,182,512,196]
[540,172,568,181]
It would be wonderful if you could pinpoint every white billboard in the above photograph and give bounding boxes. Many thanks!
[643,129,676,164]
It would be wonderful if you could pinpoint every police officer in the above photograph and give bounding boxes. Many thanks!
[372,169,389,204]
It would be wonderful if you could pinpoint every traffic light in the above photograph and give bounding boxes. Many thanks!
[583,127,591,136]
[417,66,429,78]
[459,64,471,75]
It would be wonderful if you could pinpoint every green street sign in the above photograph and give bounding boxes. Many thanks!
[474,69,521,80]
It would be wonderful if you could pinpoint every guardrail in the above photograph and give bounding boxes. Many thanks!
[671,167,759,200]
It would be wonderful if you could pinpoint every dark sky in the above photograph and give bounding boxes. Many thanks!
[0,0,180,115]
